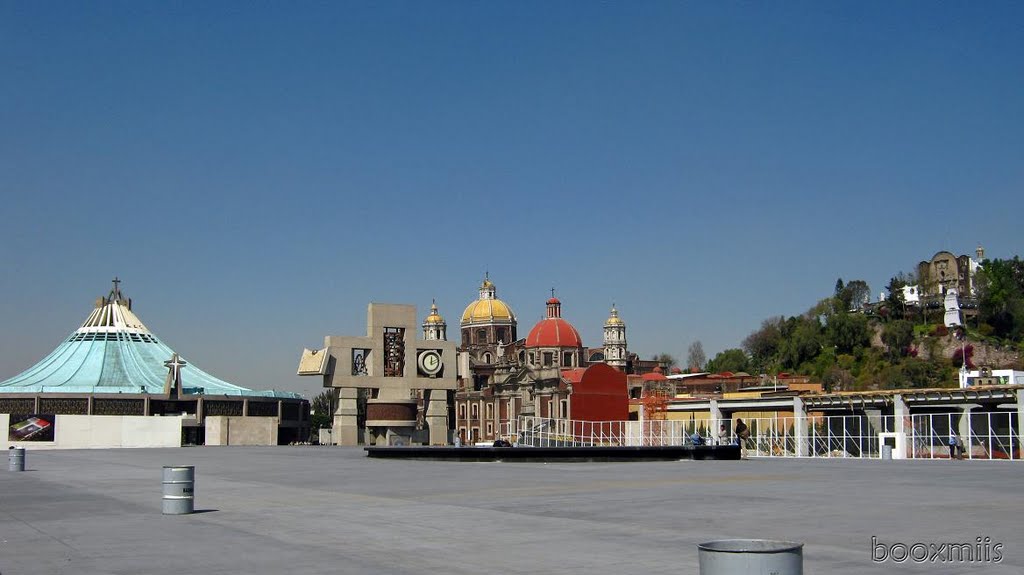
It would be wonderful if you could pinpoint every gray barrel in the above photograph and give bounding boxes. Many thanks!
[8,447,25,472]
[162,466,195,515]
[699,539,803,575]
[881,445,893,460]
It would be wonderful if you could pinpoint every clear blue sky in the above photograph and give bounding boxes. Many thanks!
[2,2,1021,398]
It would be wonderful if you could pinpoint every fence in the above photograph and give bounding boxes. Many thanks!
[501,412,1021,460]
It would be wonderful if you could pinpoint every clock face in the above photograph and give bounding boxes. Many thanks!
[418,350,442,376]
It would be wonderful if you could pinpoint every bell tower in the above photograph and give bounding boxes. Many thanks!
[603,304,627,370]
[422,300,447,341]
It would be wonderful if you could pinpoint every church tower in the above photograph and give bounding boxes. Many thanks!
[603,305,627,370]
[422,300,447,341]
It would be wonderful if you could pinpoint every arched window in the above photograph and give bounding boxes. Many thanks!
[476,329,487,344]
[471,404,479,419]
[458,404,466,419]
[482,353,492,364]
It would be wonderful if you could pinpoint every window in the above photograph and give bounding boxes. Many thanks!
[476,329,487,344]
[471,404,479,419]
[563,352,573,366]
[483,353,492,364]
[485,404,493,419]
[528,352,535,365]
[543,352,553,366]
[487,422,493,436]
[560,399,568,418]
[458,404,466,419]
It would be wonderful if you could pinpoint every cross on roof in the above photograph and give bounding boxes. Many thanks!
[550,287,556,298]
[110,277,122,300]
[164,353,187,374]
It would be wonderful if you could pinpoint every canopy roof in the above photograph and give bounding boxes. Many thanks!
[0,280,300,399]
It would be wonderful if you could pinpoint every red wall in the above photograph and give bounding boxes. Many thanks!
[569,363,628,422]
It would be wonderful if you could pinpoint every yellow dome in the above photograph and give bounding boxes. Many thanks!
[605,305,624,326]
[461,299,514,324]
[424,301,445,325]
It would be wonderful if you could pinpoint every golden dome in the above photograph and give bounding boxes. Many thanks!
[461,275,516,325]
[461,299,514,324]
[605,305,624,326]
[424,301,445,325]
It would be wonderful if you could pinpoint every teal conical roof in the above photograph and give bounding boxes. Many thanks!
[0,280,300,399]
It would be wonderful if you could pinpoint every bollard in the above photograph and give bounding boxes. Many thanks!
[9,447,26,471]
[698,539,803,575]
[162,466,195,515]
[881,445,893,460]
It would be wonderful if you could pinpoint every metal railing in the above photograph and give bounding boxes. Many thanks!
[499,412,1020,460]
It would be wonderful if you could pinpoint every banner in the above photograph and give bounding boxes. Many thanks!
[8,414,55,442]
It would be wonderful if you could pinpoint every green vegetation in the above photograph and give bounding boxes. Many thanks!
[705,257,1024,391]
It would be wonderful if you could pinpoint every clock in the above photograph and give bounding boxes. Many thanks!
[417,350,442,376]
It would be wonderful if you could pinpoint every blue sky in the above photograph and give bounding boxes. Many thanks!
[2,2,1021,398]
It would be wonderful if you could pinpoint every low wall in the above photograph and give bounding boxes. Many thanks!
[205,416,278,446]
[3,413,183,450]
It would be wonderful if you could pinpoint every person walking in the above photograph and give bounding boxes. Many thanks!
[735,418,750,459]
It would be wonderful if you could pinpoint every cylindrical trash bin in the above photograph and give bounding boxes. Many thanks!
[162,466,195,515]
[9,447,25,472]
[881,445,893,460]
[698,539,803,575]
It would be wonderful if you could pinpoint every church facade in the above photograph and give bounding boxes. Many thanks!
[452,277,630,444]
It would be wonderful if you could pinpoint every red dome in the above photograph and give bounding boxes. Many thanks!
[546,297,561,305]
[525,318,583,348]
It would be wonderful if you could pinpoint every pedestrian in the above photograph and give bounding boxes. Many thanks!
[454,430,464,448]
[718,424,729,445]
[735,418,750,459]
[948,432,958,460]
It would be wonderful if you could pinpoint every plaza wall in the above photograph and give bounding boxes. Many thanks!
[205,416,278,446]
[2,413,183,450]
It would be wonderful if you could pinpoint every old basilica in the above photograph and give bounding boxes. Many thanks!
[424,275,644,444]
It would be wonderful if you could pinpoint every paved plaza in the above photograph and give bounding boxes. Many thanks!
[1,447,1021,574]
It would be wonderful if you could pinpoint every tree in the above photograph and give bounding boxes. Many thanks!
[881,320,915,359]
[885,272,916,321]
[742,316,784,372]
[311,389,336,431]
[839,280,871,311]
[706,348,751,374]
[777,315,823,370]
[686,341,706,371]
[651,353,677,369]
[976,257,1024,342]
[825,311,870,355]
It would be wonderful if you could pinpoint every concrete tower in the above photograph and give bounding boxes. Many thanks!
[603,304,627,370]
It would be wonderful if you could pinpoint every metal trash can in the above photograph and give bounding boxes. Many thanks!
[162,466,195,515]
[9,447,25,472]
[881,445,893,460]
[698,539,803,575]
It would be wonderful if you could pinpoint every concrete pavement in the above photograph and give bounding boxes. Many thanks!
[1,447,1021,574]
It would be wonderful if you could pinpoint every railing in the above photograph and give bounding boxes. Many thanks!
[500,412,1020,460]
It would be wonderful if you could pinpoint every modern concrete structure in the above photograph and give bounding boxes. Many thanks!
[0,280,309,448]
[298,303,458,446]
